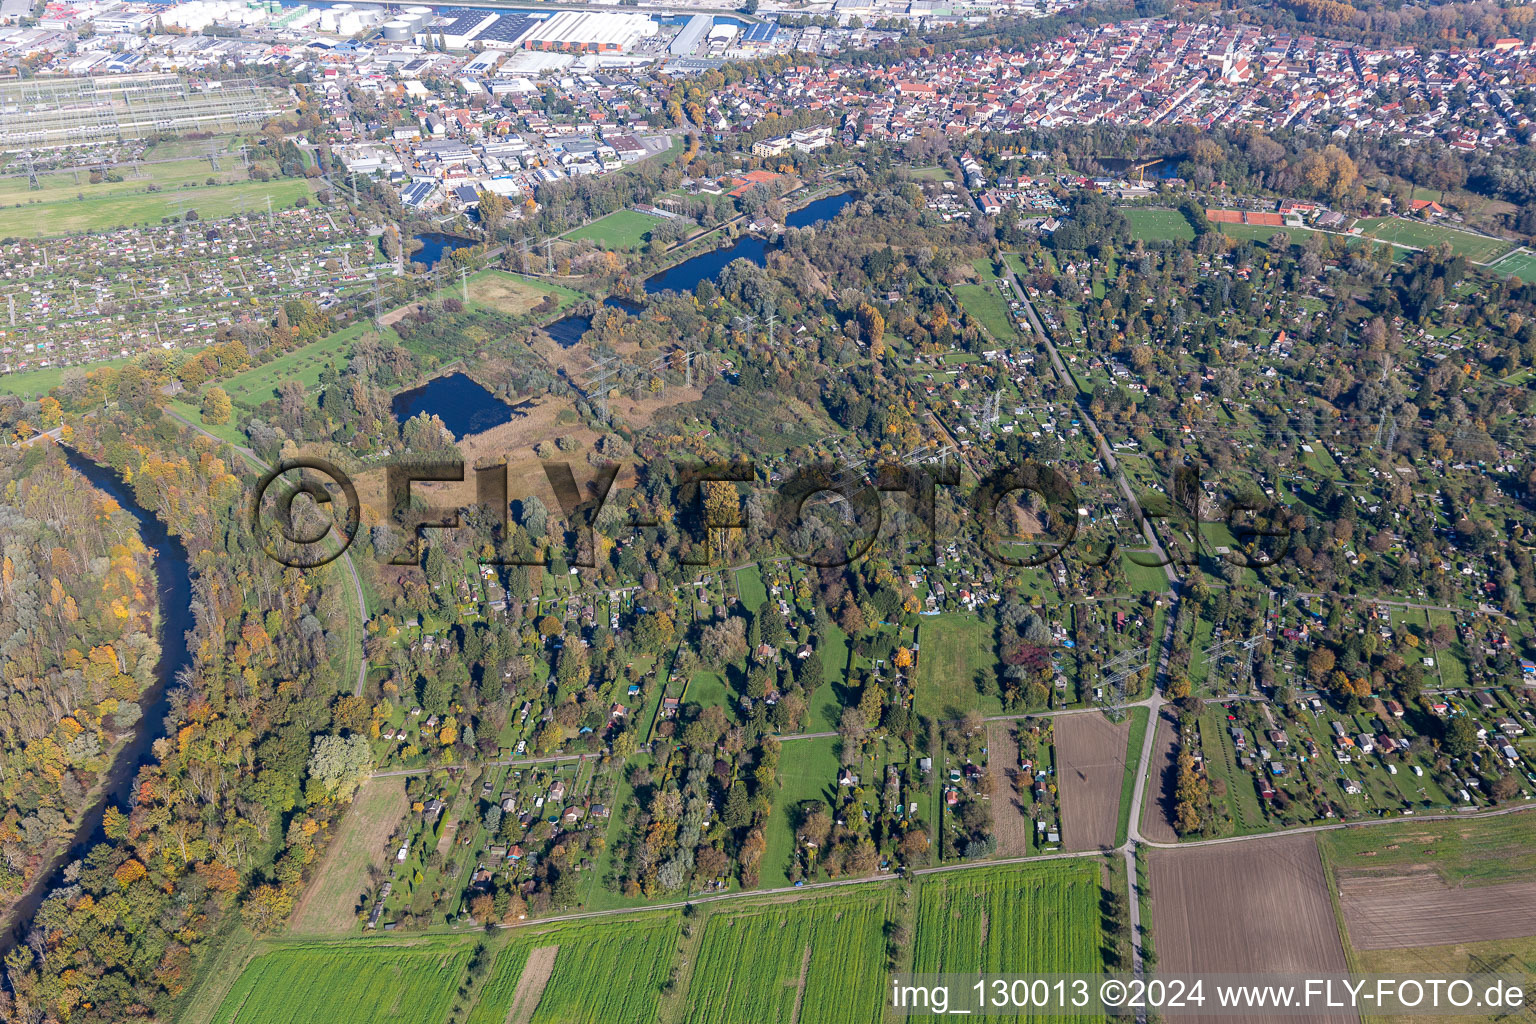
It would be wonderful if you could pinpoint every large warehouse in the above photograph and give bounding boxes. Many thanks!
[514,11,658,53]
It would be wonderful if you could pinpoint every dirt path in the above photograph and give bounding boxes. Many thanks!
[787,944,812,1024]
[984,721,1032,857]
[506,945,559,1024]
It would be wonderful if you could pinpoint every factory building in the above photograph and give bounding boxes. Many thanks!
[513,11,657,53]
[670,14,711,56]
[435,8,499,49]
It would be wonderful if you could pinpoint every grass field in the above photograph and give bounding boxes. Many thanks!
[760,735,841,889]
[207,940,471,1024]
[463,270,584,316]
[1318,814,1536,887]
[911,165,952,181]
[1353,217,1511,263]
[565,209,660,250]
[168,398,248,448]
[288,777,408,936]
[218,322,385,409]
[466,915,680,1024]
[0,177,314,237]
[912,862,1106,1022]
[954,261,1015,341]
[1124,207,1194,242]
[682,891,892,1024]
[914,613,1003,718]
[0,356,134,397]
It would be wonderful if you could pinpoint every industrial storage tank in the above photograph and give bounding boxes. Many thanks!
[381,19,412,39]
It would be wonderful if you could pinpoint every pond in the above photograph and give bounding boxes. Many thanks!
[644,191,857,296]
[544,296,646,348]
[392,372,524,438]
[411,232,478,267]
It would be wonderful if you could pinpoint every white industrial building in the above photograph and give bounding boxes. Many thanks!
[513,11,657,53]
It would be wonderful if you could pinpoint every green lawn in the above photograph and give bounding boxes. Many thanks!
[1124,207,1195,242]
[0,177,315,237]
[915,613,1002,718]
[1114,705,1151,846]
[0,356,134,397]
[564,209,660,250]
[168,399,248,447]
[760,735,840,890]
[953,263,1015,342]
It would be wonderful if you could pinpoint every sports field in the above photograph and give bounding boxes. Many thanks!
[1353,217,1511,263]
[1485,247,1536,283]
[565,209,660,250]
[1124,207,1194,242]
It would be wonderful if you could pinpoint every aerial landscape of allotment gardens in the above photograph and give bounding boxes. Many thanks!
[1,0,1536,1020]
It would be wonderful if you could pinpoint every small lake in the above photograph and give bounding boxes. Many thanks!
[411,232,478,267]
[544,296,645,347]
[644,191,857,296]
[392,372,523,438]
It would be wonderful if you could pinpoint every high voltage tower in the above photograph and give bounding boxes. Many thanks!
[1201,633,1266,692]
[1098,645,1149,719]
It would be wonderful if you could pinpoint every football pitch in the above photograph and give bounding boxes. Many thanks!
[1485,247,1536,283]
[1353,216,1512,263]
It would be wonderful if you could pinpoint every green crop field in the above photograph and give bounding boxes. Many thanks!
[1124,208,1194,242]
[915,613,1003,718]
[466,915,679,1024]
[0,178,314,238]
[207,940,470,1024]
[1353,217,1511,263]
[565,209,661,250]
[682,892,892,1024]
[913,863,1106,1022]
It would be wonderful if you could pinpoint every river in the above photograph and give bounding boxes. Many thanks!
[0,449,192,953]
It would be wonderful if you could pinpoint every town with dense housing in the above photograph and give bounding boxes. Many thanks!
[0,0,1535,1021]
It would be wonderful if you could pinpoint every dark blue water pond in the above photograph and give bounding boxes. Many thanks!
[412,232,477,266]
[392,372,524,438]
[545,295,647,347]
[644,191,856,296]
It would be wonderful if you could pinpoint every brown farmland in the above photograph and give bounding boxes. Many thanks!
[1054,712,1130,851]
[1337,873,1536,949]
[1150,834,1355,1024]
[1139,708,1181,844]
[984,721,1033,857]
